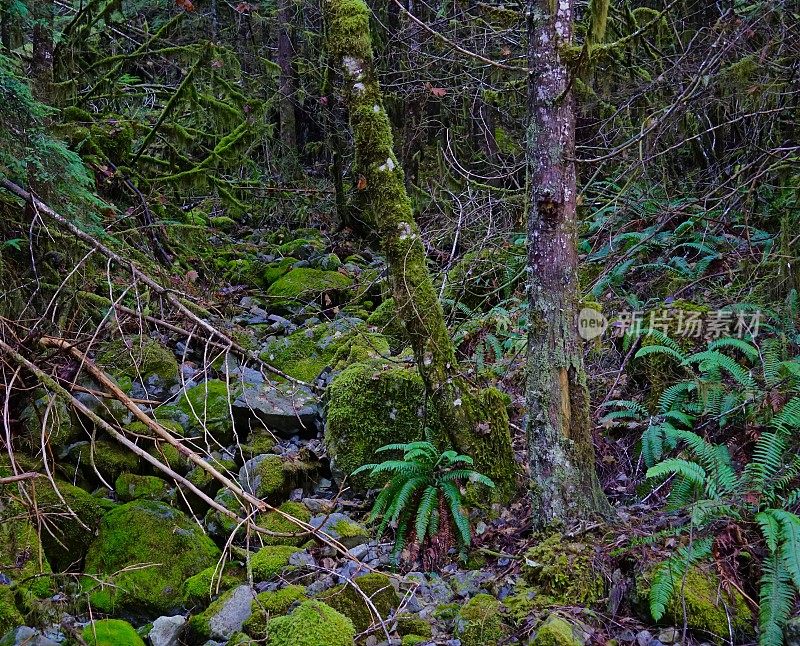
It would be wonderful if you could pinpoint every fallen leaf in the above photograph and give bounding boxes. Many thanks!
[356,175,368,190]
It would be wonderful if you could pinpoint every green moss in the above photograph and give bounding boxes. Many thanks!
[277,237,325,257]
[27,478,111,572]
[82,619,145,646]
[125,418,185,439]
[148,441,189,474]
[241,427,277,458]
[0,586,23,636]
[249,545,302,581]
[366,298,407,349]
[329,518,369,542]
[503,585,536,625]
[455,594,504,646]
[242,584,307,639]
[249,454,289,501]
[639,565,752,639]
[183,562,246,608]
[175,379,239,444]
[0,504,54,609]
[265,600,355,646]
[115,473,174,502]
[186,457,237,495]
[96,336,179,384]
[401,636,428,646]
[521,534,605,607]
[76,439,140,483]
[531,615,584,646]
[186,584,253,641]
[83,500,221,616]
[317,573,399,632]
[258,502,311,547]
[263,257,298,286]
[325,362,428,489]
[396,613,432,638]
[18,389,80,451]
[267,268,352,306]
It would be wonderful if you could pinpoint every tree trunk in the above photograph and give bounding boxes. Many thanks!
[277,0,297,154]
[526,0,609,525]
[326,0,515,497]
[31,0,54,103]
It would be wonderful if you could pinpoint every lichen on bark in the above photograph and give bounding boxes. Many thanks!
[325,0,515,497]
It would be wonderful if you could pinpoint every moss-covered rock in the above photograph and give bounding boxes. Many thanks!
[115,473,174,502]
[401,635,428,646]
[82,619,145,646]
[366,298,407,349]
[148,441,190,475]
[74,439,140,484]
[265,600,355,646]
[258,501,311,547]
[396,613,432,638]
[239,454,289,502]
[0,587,23,637]
[521,534,605,607]
[175,379,240,444]
[317,573,399,632]
[249,545,302,581]
[240,427,277,459]
[186,584,254,642]
[125,418,185,439]
[0,503,54,610]
[637,564,752,639]
[83,500,221,617]
[267,268,352,306]
[183,562,247,609]
[455,593,504,646]
[325,362,428,489]
[96,336,179,385]
[242,584,307,639]
[26,478,111,572]
[530,615,585,646]
[263,257,298,286]
[18,389,81,452]
[185,457,237,498]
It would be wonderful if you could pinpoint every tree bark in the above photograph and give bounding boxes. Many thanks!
[31,0,54,103]
[326,0,515,497]
[526,0,609,525]
[277,0,297,153]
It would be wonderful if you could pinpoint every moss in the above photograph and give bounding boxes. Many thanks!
[366,298,407,349]
[521,533,605,607]
[26,478,111,572]
[317,573,399,632]
[18,388,80,451]
[242,584,307,639]
[503,584,536,625]
[444,247,522,311]
[329,518,369,542]
[76,439,140,483]
[241,427,277,459]
[83,500,221,617]
[325,362,429,489]
[248,454,289,501]
[115,473,174,502]
[455,593,504,646]
[401,636,428,646]
[125,418,185,439]
[82,619,145,646]
[265,600,355,646]
[0,504,54,610]
[396,613,432,638]
[263,256,297,286]
[183,562,246,608]
[175,379,239,444]
[186,584,253,642]
[0,586,23,637]
[185,457,237,495]
[258,502,311,547]
[267,268,353,306]
[277,237,325,257]
[531,615,584,646]
[638,565,752,639]
[148,441,189,474]
[249,545,302,581]
[96,336,179,384]
[331,330,390,367]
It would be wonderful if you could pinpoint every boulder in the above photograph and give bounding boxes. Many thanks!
[233,382,320,436]
[148,615,186,646]
[530,614,586,646]
[81,619,144,646]
[317,573,399,632]
[187,584,254,642]
[454,593,504,646]
[264,600,355,646]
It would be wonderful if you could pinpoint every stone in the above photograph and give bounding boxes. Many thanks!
[188,585,254,641]
[0,627,59,646]
[309,513,370,548]
[233,382,320,435]
[148,616,186,646]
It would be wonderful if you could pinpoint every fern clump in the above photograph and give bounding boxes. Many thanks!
[353,441,494,566]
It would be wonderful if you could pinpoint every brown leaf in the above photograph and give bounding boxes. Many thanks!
[356,175,368,191]
[186,270,199,283]
[176,0,194,12]
[499,46,511,56]
[429,86,447,97]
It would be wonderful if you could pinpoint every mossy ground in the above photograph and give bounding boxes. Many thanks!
[455,593,504,646]
[317,573,399,632]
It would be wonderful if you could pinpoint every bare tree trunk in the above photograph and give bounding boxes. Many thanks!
[326,0,515,496]
[526,0,609,525]
[277,0,297,154]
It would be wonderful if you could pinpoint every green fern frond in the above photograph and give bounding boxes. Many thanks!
[708,337,760,361]
[636,344,687,362]
[649,537,713,621]
[415,485,438,541]
[758,551,794,646]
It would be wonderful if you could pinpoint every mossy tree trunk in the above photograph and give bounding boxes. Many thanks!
[526,0,609,525]
[277,0,297,154]
[325,0,515,497]
[31,0,53,103]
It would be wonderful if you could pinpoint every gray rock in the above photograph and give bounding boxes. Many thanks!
[288,551,315,568]
[657,627,680,644]
[636,630,654,646]
[149,615,186,646]
[309,512,370,548]
[206,585,254,640]
[786,615,800,646]
[233,382,320,435]
[302,497,334,514]
[0,627,59,646]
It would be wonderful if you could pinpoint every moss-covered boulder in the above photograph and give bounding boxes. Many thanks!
[183,562,247,609]
[96,336,179,385]
[636,564,752,639]
[238,452,318,503]
[115,473,174,503]
[83,500,221,617]
[530,615,585,646]
[175,379,240,444]
[82,619,145,646]
[241,584,307,639]
[325,362,428,489]
[186,584,254,642]
[263,257,298,287]
[148,441,190,475]
[0,587,23,637]
[366,298,407,350]
[395,613,433,638]
[455,593,504,646]
[73,439,140,484]
[258,501,311,547]
[249,545,302,581]
[317,573,399,632]
[18,389,81,452]
[521,534,605,607]
[0,503,54,610]
[265,600,355,646]
[26,478,111,572]
[267,268,353,307]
